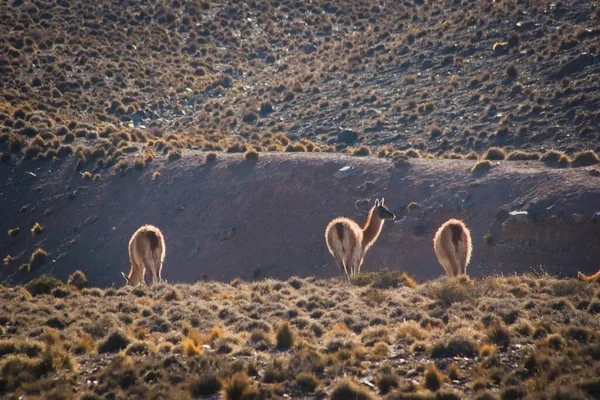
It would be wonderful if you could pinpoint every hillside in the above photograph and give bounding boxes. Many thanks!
[2,153,600,287]
[1,0,600,163]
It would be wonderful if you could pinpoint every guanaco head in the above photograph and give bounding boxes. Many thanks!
[373,198,396,220]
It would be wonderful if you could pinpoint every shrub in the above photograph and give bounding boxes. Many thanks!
[487,320,511,349]
[98,330,131,353]
[206,152,217,162]
[285,143,306,152]
[168,150,182,161]
[8,227,20,237]
[244,149,259,160]
[424,364,444,392]
[276,321,294,350]
[376,373,398,395]
[540,150,571,166]
[431,335,479,358]
[482,147,507,160]
[25,275,63,296]
[295,372,320,392]
[471,160,492,174]
[68,270,88,289]
[353,146,371,156]
[331,379,375,400]
[30,222,44,236]
[506,64,518,78]
[220,371,259,400]
[506,151,540,161]
[191,374,222,396]
[571,150,600,167]
[28,248,47,270]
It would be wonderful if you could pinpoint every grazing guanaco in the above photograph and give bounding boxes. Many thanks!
[433,219,472,277]
[578,269,600,281]
[122,224,165,286]
[325,198,396,280]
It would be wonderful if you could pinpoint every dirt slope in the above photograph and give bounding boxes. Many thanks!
[1,153,599,287]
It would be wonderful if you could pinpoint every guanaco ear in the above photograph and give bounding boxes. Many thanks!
[381,197,385,205]
[121,271,129,284]
[374,199,380,207]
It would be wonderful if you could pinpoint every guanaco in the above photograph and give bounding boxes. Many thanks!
[433,219,472,277]
[578,269,600,281]
[122,224,165,286]
[325,198,396,280]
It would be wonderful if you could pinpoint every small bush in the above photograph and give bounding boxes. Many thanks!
[295,372,320,393]
[191,374,222,396]
[431,335,479,358]
[376,373,398,395]
[506,151,540,161]
[30,222,44,236]
[571,150,600,167]
[244,149,259,160]
[546,333,565,350]
[331,379,375,400]
[506,64,518,78]
[68,270,88,289]
[25,275,63,296]
[471,160,492,174]
[540,150,571,166]
[482,147,507,160]
[487,320,511,349]
[28,248,48,271]
[220,371,259,400]
[168,150,182,161]
[353,146,371,156]
[424,364,444,392]
[276,321,294,350]
[98,330,131,353]
[8,227,20,237]
[285,143,307,152]
[206,152,217,162]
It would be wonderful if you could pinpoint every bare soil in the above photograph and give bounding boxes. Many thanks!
[2,153,599,287]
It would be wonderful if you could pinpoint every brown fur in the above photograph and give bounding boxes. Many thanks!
[325,199,395,280]
[433,219,472,277]
[123,224,166,286]
[578,269,600,281]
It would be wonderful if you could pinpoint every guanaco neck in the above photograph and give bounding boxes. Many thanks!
[361,207,384,252]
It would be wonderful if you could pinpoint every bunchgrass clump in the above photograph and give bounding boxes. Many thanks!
[295,372,321,393]
[571,150,600,167]
[471,160,492,174]
[276,321,294,350]
[25,275,63,296]
[98,330,131,353]
[206,152,217,162]
[30,222,44,236]
[424,364,445,391]
[506,151,540,161]
[482,147,507,160]
[220,371,259,400]
[68,270,88,289]
[244,149,259,160]
[331,379,375,400]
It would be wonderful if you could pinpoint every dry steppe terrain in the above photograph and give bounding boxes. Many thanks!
[2,0,600,398]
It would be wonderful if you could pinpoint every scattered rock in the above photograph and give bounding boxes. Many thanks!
[552,53,595,79]
[591,212,600,224]
[571,213,585,224]
[337,129,359,145]
[301,43,317,54]
[219,227,236,241]
[334,165,355,179]
[508,210,530,223]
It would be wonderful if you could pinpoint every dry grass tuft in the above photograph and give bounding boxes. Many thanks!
[424,364,445,391]
[482,147,507,160]
[331,379,375,400]
[471,160,492,174]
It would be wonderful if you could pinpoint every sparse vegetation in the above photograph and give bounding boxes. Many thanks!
[471,160,492,174]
